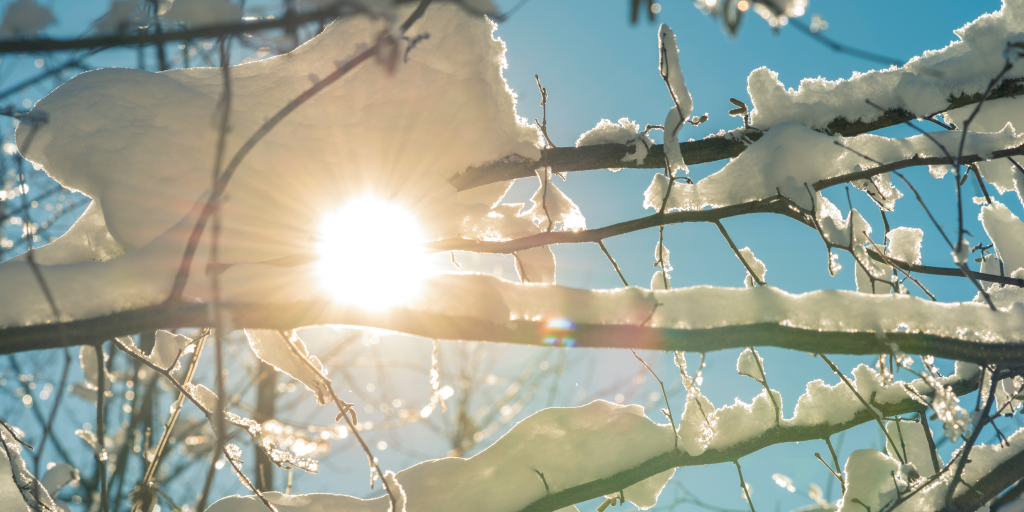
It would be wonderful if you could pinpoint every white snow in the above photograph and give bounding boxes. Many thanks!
[885,420,939,477]
[789,362,978,428]
[980,199,1024,274]
[658,24,692,175]
[736,247,766,287]
[0,3,546,327]
[79,344,108,390]
[677,393,716,456]
[651,241,672,290]
[149,329,192,371]
[515,246,555,284]
[14,201,124,265]
[885,227,924,265]
[522,168,586,232]
[1017,173,1024,207]
[458,202,543,242]
[855,250,893,295]
[575,118,653,168]
[946,96,1024,192]
[0,0,55,38]
[245,329,332,406]
[40,462,79,497]
[736,348,765,381]
[209,400,673,512]
[890,425,1024,510]
[15,2,539,263]
[663,107,688,175]
[186,383,219,414]
[0,424,57,511]
[747,1,1024,131]
[996,375,1024,413]
[837,449,900,512]
[706,389,781,450]
[644,122,1022,213]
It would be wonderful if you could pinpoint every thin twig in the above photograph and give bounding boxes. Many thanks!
[918,411,942,476]
[783,15,901,67]
[734,460,755,512]
[943,373,998,506]
[16,120,74,489]
[131,330,210,512]
[629,350,677,449]
[890,171,996,310]
[95,341,109,512]
[714,221,764,286]
[0,5,364,54]
[596,240,628,286]
[746,347,780,424]
[197,37,234,512]
[107,337,280,512]
[819,354,905,464]
[167,0,434,302]
[276,330,397,510]
[534,74,555,149]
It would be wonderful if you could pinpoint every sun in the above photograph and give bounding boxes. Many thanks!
[316,197,431,309]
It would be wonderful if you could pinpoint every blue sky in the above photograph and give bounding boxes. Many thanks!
[0,1,1017,511]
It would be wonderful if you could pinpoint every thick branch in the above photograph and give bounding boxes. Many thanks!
[3,300,1024,364]
[813,144,1024,190]
[449,78,1024,192]
[449,136,748,191]
[517,374,979,512]
[945,446,1024,512]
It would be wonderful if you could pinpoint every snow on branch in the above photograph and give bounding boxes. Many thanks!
[455,1,1024,191]
[207,358,982,512]
[3,277,1024,365]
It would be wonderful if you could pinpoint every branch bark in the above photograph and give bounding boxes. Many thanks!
[516,374,979,512]
[3,299,1024,364]
[449,78,1024,192]
[944,446,1024,512]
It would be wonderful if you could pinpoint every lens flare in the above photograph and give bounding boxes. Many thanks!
[317,197,429,309]
[541,318,577,347]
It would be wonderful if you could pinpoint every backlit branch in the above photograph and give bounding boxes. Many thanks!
[0,4,385,54]
[5,300,1024,364]
[450,78,1024,191]
[516,372,980,512]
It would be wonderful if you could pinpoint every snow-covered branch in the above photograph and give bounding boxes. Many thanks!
[3,282,1024,364]
[450,78,1024,191]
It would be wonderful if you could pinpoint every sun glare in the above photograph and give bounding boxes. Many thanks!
[317,197,430,309]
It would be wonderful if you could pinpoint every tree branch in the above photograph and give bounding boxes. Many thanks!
[449,78,1024,191]
[515,373,979,512]
[3,299,1024,364]
[866,248,1024,287]
[0,5,378,54]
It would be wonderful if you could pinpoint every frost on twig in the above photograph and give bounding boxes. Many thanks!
[0,421,58,512]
